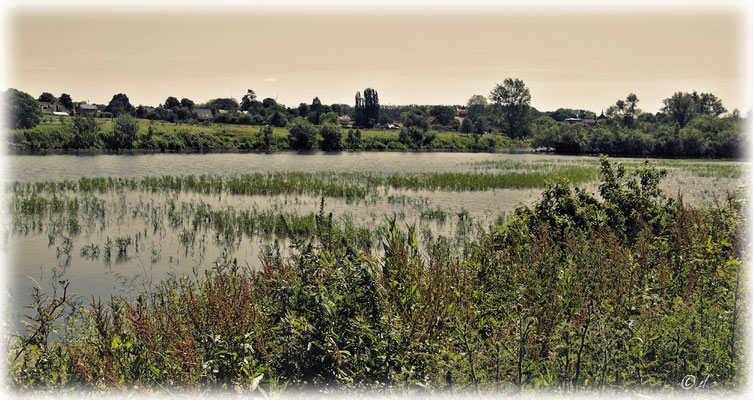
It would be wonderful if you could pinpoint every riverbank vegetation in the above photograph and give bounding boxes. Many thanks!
[4,82,746,157]
[7,158,745,394]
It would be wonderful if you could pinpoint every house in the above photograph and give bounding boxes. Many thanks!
[457,108,468,117]
[193,108,213,119]
[428,116,437,124]
[338,115,353,127]
[565,117,596,128]
[76,103,99,115]
[39,101,70,116]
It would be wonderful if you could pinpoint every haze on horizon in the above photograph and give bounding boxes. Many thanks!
[7,9,747,114]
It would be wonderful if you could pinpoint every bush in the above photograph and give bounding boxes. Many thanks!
[288,117,317,151]
[3,88,43,129]
[319,123,343,151]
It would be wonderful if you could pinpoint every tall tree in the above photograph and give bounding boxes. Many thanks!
[3,88,43,129]
[606,93,640,128]
[38,92,56,103]
[661,92,696,128]
[429,105,456,125]
[58,93,73,111]
[489,78,531,138]
[164,97,181,109]
[354,91,365,126]
[311,97,323,124]
[105,93,135,116]
[467,94,487,120]
[692,91,726,116]
[363,88,379,128]
[180,98,195,109]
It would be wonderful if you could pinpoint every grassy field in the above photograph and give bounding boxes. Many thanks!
[32,115,504,143]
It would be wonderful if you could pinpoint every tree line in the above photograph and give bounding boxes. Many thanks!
[3,82,746,157]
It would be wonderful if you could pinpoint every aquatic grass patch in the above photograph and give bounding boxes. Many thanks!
[7,158,744,393]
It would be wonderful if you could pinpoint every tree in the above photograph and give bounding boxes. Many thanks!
[692,91,726,116]
[605,93,640,128]
[661,92,695,128]
[345,129,362,149]
[467,94,487,120]
[460,117,474,134]
[104,113,139,149]
[59,93,73,111]
[311,97,323,124]
[298,103,309,118]
[489,78,531,138]
[3,88,43,129]
[288,117,317,150]
[164,97,181,109]
[400,108,430,132]
[363,88,379,128]
[270,111,288,127]
[38,92,56,103]
[206,98,239,112]
[180,98,195,109]
[262,98,277,108]
[319,123,343,151]
[68,115,100,149]
[354,91,365,126]
[429,105,456,125]
[319,112,339,125]
[105,93,135,116]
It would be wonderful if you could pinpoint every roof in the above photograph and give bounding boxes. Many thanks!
[428,116,437,123]
[77,103,98,110]
[457,108,468,117]
[193,108,213,119]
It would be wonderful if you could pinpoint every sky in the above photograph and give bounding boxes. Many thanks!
[5,4,750,114]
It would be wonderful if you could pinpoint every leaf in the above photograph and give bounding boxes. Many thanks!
[250,373,264,392]
[149,365,161,376]
[111,335,121,350]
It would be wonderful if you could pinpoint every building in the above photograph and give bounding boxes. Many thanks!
[76,103,99,115]
[565,117,596,128]
[456,108,468,117]
[39,101,70,116]
[193,108,213,119]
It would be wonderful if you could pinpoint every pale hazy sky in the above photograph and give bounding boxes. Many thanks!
[7,8,748,113]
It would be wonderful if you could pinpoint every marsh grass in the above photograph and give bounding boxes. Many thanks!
[7,158,745,394]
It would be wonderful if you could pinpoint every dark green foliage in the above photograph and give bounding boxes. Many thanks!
[164,96,181,109]
[460,117,474,134]
[180,98,195,109]
[3,88,44,129]
[37,92,56,103]
[270,111,288,127]
[345,129,362,149]
[58,93,73,111]
[430,105,456,126]
[205,98,239,112]
[318,123,343,151]
[490,78,531,138]
[102,114,139,150]
[288,117,317,151]
[67,115,101,149]
[105,93,135,116]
